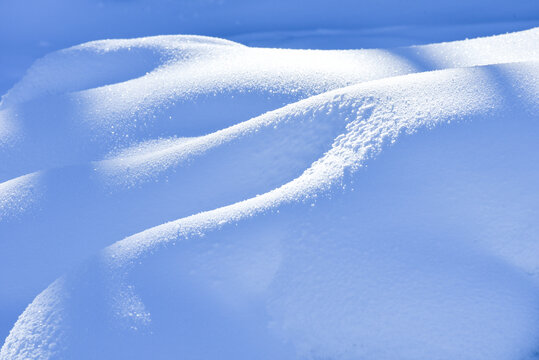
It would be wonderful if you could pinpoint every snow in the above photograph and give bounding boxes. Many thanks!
[1,2,539,359]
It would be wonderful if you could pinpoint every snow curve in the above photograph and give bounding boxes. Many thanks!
[1,28,539,360]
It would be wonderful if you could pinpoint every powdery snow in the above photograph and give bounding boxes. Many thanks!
[0,26,539,360]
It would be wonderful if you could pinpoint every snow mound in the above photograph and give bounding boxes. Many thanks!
[1,28,539,360]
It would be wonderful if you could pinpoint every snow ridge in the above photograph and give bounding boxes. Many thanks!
[1,28,539,360]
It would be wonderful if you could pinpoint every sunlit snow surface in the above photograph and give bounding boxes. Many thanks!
[0,27,539,360]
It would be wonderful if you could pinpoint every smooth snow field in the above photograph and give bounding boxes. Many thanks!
[1,1,539,359]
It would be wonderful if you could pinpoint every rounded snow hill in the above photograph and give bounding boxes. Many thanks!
[1,28,539,360]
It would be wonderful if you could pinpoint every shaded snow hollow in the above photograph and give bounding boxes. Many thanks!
[1,28,539,359]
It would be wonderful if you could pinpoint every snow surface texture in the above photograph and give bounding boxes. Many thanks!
[0,25,539,359]
[1,0,538,95]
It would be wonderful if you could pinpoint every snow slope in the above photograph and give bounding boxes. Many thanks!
[1,26,539,359]
[1,0,538,95]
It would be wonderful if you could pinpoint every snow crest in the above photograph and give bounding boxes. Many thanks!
[1,28,539,360]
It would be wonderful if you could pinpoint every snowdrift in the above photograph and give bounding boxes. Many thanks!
[1,28,539,359]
